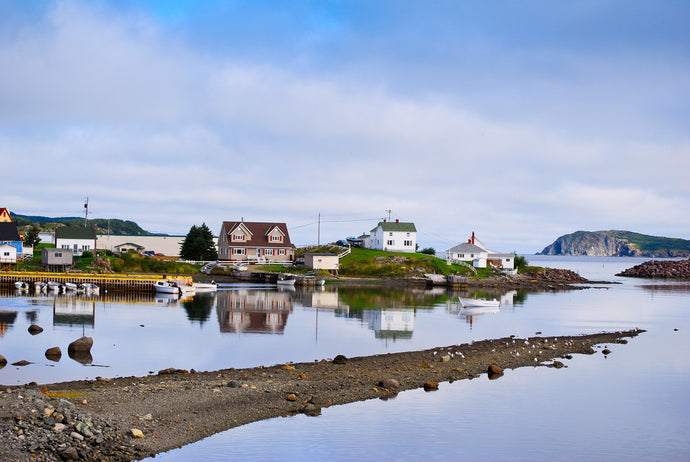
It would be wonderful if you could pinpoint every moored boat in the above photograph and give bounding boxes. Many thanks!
[34,281,48,293]
[276,278,296,286]
[154,280,180,295]
[192,282,217,292]
[80,283,100,295]
[64,282,78,291]
[14,281,29,290]
[47,281,63,292]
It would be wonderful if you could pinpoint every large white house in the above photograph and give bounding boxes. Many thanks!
[446,232,515,271]
[364,220,417,253]
[55,226,97,257]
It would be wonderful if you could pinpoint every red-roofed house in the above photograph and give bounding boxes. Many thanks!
[218,221,295,263]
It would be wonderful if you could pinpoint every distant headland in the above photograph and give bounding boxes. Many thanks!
[538,230,690,258]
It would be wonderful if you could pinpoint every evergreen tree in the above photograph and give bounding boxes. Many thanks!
[180,223,218,261]
[23,224,41,248]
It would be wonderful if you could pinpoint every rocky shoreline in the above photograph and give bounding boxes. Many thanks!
[616,258,690,279]
[0,329,643,461]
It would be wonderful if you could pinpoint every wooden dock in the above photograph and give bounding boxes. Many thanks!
[0,271,192,293]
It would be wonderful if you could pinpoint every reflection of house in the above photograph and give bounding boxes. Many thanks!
[218,221,295,263]
[53,299,95,327]
[42,248,73,271]
[0,310,17,337]
[216,290,293,334]
[362,220,417,253]
[359,309,414,339]
[445,232,514,271]
[55,226,96,256]
[0,208,23,256]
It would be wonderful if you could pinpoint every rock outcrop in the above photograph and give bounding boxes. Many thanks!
[539,231,690,257]
[617,258,690,279]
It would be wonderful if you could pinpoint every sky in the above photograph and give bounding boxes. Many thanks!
[1,0,688,253]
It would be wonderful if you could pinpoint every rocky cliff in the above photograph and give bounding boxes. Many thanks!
[538,231,690,257]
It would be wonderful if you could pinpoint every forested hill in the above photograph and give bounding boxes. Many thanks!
[11,213,152,235]
[538,231,690,257]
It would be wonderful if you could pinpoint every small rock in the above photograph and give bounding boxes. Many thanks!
[602,349,611,355]
[299,402,321,416]
[28,324,44,335]
[423,381,439,391]
[54,423,66,432]
[564,354,573,360]
[12,360,31,366]
[227,381,240,388]
[379,379,399,389]
[68,337,93,353]
[45,347,62,361]
[282,365,295,370]
[285,394,297,401]
[70,431,84,441]
[0,355,6,367]
[332,354,347,365]
[487,364,503,374]
[439,355,451,362]
[60,447,79,460]
[553,361,565,369]
[130,428,145,439]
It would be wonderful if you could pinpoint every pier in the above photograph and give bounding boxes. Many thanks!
[0,271,191,293]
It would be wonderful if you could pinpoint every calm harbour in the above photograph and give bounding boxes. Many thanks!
[1,256,688,461]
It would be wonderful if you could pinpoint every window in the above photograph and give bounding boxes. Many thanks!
[279,249,285,255]
[404,240,412,246]
[3,252,8,256]
[62,245,69,249]
[233,234,244,241]
[55,252,62,257]
[270,235,282,242]
[406,232,410,237]
[389,232,393,237]
[233,248,245,255]
[387,240,394,246]
[264,249,274,256]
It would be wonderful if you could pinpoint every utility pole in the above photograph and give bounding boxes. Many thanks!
[84,197,89,226]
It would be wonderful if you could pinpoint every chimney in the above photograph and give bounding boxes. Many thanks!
[396,219,399,223]
[471,231,475,244]
[383,219,386,222]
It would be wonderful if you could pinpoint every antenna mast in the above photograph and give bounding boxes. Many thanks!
[385,209,392,221]
[84,197,89,226]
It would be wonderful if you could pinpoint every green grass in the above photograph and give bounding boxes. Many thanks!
[338,247,473,278]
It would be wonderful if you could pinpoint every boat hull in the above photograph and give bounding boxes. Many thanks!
[458,297,500,308]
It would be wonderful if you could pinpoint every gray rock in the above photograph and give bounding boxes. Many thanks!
[68,337,93,353]
[61,447,79,460]
[45,346,62,361]
[379,378,400,389]
[70,431,84,441]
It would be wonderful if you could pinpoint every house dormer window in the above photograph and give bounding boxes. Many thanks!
[270,235,282,242]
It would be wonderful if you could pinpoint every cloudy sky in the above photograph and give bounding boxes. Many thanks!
[1,0,688,253]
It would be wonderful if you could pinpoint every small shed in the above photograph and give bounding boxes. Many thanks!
[114,242,144,255]
[42,248,73,272]
[305,253,339,271]
[0,243,17,264]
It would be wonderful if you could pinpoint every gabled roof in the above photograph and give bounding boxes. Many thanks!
[221,221,294,248]
[372,221,417,233]
[447,242,486,254]
[0,222,21,241]
[55,226,97,240]
[0,208,14,223]
[114,242,144,249]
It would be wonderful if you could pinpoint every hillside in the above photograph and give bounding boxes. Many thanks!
[538,230,690,257]
[11,213,151,235]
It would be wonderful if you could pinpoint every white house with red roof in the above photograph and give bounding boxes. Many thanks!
[218,221,295,263]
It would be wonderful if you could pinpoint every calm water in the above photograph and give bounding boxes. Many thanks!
[1,256,689,460]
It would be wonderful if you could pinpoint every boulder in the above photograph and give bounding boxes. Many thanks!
[0,354,6,368]
[28,324,44,335]
[332,354,347,364]
[487,364,503,374]
[423,381,439,391]
[552,361,565,369]
[68,337,93,353]
[68,350,93,365]
[45,347,62,361]
[602,348,611,355]
[379,378,400,389]
[130,428,145,439]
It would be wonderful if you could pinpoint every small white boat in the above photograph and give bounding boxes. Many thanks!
[47,281,63,292]
[34,281,48,293]
[276,278,296,286]
[64,282,78,291]
[458,297,500,308]
[154,280,180,295]
[192,282,217,292]
[14,281,29,290]
[80,283,100,295]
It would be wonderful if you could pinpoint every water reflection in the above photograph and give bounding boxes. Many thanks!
[182,293,216,326]
[216,290,294,334]
[53,298,96,328]
[0,310,17,337]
